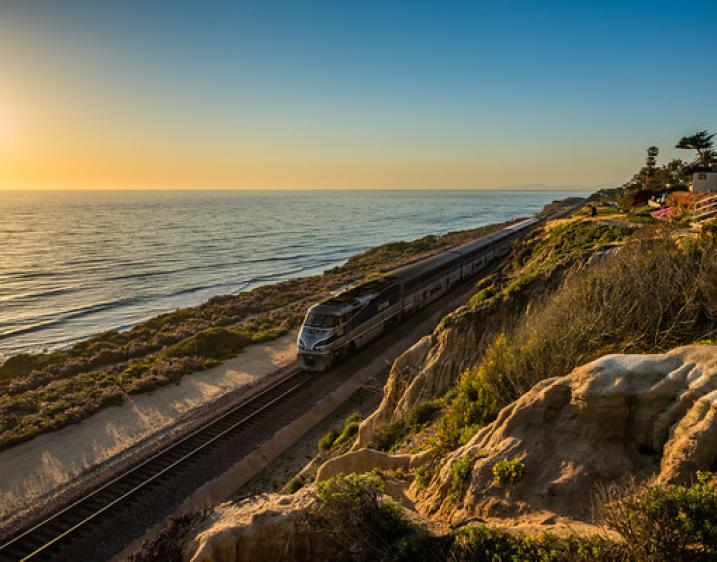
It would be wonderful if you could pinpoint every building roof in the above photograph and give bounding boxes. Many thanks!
[693,164,717,173]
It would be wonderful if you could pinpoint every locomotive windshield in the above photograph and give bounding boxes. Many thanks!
[305,312,339,328]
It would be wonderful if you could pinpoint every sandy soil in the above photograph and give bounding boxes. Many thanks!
[0,330,297,520]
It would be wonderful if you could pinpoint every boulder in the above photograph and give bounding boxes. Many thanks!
[184,490,324,562]
[415,345,717,524]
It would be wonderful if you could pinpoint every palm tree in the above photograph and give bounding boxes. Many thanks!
[675,131,715,165]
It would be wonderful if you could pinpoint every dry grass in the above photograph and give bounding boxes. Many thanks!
[435,227,717,451]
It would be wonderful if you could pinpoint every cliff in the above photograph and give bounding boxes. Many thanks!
[140,209,717,562]
[415,345,717,523]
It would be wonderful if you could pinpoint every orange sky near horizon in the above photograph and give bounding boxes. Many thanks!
[1,2,715,191]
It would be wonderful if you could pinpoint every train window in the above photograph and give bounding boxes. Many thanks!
[305,313,339,328]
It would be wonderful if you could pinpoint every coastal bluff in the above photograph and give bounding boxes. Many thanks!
[176,345,717,562]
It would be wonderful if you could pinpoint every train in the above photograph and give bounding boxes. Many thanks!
[296,216,541,371]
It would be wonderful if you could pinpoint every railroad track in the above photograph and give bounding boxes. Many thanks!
[0,367,313,562]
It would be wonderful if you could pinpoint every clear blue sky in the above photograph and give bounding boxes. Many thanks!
[0,0,715,189]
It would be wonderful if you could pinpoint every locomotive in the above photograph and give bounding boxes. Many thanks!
[297,217,539,371]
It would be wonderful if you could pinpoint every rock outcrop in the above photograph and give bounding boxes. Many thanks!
[315,448,432,482]
[183,490,323,562]
[181,345,717,561]
[415,345,717,524]
[353,307,496,448]
[182,448,432,562]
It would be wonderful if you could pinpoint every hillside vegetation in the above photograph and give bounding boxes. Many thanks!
[435,229,717,452]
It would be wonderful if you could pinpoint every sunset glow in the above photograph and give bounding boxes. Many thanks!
[0,1,715,190]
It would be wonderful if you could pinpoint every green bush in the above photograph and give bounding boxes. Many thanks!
[406,400,440,428]
[161,327,250,360]
[450,454,476,497]
[492,458,526,486]
[369,420,407,452]
[318,429,339,451]
[0,352,63,382]
[449,525,619,561]
[285,476,305,494]
[371,401,442,452]
[333,420,360,447]
[250,327,289,343]
[413,464,436,490]
[600,473,717,561]
[434,360,503,452]
[468,286,495,309]
[307,473,436,562]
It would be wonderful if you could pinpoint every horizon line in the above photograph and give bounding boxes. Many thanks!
[0,185,600,193]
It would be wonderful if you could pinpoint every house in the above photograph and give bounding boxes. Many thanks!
[691,164,717,192]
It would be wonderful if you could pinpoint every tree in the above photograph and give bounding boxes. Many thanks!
[676,130,715,165]
[663,159,689,190]
[640,146,660,191]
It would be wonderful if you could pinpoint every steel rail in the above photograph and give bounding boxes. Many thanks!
[0,366,310,561]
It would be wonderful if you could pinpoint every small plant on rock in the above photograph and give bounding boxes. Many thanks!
[450,454,476,497]
[492,458,525,486]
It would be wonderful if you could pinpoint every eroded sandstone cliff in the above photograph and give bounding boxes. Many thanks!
[414,345,717,523]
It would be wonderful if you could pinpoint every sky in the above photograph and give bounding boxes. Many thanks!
[0,0,715,190]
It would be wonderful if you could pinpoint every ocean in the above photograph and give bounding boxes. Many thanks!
[0,189,588,360]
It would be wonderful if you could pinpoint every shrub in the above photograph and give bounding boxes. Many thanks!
[318,429,339,451]
[407,401,440,429]
[333,413,363,447]
[285,475,305,494]
[702,217,717,237]
[450,454,476,497]
[468,286,495,309]
[413,464,436,490]
[434,361,503,452]
[599,473,717,561]
[492,458,526,486]
[449,525,619,561]
[161,327,250,360]
[369,420,407,452]
[371,401,442,452]
[333,421,360,447]
[306,473,436,562]
[0,353,60,382]
[250,327,289,343]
